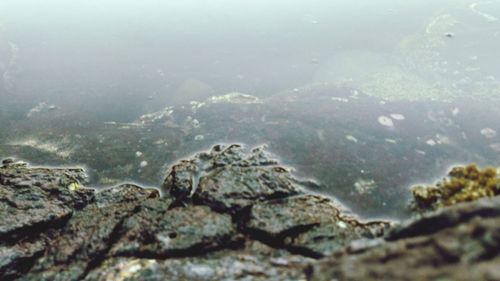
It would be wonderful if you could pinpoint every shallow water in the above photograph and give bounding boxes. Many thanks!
[1,0,500,219]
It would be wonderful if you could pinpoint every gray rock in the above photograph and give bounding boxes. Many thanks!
[94,184,160,208]
[163,144,312,212]
[0,162,93,243]
[109,199,240,258]
[308,196,500,281]
[242,194,389,257]
[84,240,313,281]
[2,151,499,281]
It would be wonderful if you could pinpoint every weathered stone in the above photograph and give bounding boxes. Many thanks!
[23,202,144,281]
[19,188,162,281]
[308,197,500,281]
[0,162,94,243]
[0,241,46,280]
[2,155,500,281]
[109,199,240,258]
[387,196,500,241]
[84,240,312,281]
[163,144,313,212]
[94,184,160,208]
[243,194,390,257]
[0,162,166,281]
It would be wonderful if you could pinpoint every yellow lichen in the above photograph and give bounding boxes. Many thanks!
[411,164,500,211]
[68,182,81,192]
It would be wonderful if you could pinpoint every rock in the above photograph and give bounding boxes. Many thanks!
[308,196,500,281]
[94,184,160,208]
[0,162,95,280]
[109,199,241,258]
[387,195,500,241]
[24,202,144,281]
[1,158,14,166]
[0,162,94,243]
[241,194,389,257]
[163,144,312,212]
[84,240,311,281]
[2,152,499,281]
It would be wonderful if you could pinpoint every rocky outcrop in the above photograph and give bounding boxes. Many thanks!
[1,146,500,280]
[308,196,500,281]
[163,144,309,212]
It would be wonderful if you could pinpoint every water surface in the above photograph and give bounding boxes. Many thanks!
[1,0,500,218]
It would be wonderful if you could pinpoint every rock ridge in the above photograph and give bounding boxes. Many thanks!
[1,145,499,280]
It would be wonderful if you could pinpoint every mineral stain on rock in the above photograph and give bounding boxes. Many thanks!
[1,147,500,280]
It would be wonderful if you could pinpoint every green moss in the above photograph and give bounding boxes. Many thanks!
[411,164,500,211]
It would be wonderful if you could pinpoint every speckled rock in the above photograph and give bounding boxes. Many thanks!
[109,200,240,258]
[163,144,315,212]
[84,240,313,281]
[0,160,95,280]
[0,160,94,243]
[23,202,145,281]
[94,184,160,208]
[3,151,499,281]
[242,194,390,257]
[308,196,500,281]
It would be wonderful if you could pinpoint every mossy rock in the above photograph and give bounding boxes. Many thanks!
[411,164,500,211]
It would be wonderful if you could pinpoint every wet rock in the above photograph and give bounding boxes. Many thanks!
[84,254,305,281]
[0,163,162,280]
[2,154,500,281]
[0,162,95,280]
[0,240,46,280]
[94,184,160,208]
[308,196,500,281]
[387,195,500,241]
[0,162,94,243]
[242,194,389,257]
[85,240,312,281]
[24,202,144,281]
[163,144,311,212]
[109,199,240,259]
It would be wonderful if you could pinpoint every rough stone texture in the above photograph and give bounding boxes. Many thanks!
[243,194,390,257]
[94,184,160,208]
[109,200,240,259]
[163,144,314,212]
[308,197,500,281]
[2,148,500,281]
[387,195,500,241]
[23,203,142,281]
[0,160,96,280]
[0,160,93,243]
[84,241,313,281]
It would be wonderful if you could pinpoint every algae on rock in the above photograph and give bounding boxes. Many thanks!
[411,164,500,211]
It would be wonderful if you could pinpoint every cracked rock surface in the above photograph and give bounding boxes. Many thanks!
[163,144,311,212]
[308,196,500,281]
[1,145,500,280]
